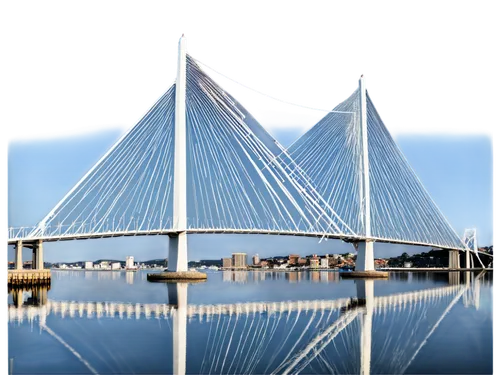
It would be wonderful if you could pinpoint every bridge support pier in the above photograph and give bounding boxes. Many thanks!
[35,240,44,270]
[465,249,477,270]
[15,240,23,270]
[168,233,188,272]
[147,233,206,281]
[32,247,37,270]
[30,240,44,270]
[356,241,374,272]
[342,241,388,278]
[448,250,460,270]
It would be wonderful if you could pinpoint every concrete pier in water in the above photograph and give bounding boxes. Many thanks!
[342,241,389,278]
[8,239,51,287]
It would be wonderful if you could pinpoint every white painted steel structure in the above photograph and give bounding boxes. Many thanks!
[463,228,487,268]
[8,35,485,268]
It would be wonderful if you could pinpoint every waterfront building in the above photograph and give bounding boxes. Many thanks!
[125,256,135,269]
[289,254,299,265]
[84,261,93,269]
[232,253,247,268]
[222,258,232,269]
[310,259,319,268]
[111,262,121,270]
[298,258,307,266]
[100,261,110,269]
[320,258,329,269]
[252,254,260,265]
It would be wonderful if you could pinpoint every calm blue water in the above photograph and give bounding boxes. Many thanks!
[8,270,492,374]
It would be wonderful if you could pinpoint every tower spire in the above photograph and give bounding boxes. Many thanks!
[169,34,188,273]
[359,74,370,238]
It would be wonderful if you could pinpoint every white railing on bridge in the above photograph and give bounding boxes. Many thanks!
[7,218,176,242]
[8,226,38,241]
[7,216,338,242]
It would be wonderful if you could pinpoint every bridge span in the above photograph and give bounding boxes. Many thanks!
[8,35,489,276]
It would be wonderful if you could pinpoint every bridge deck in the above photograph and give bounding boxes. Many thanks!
[8,228,471,252]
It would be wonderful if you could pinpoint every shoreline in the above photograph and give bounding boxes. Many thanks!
[49,268,162,272]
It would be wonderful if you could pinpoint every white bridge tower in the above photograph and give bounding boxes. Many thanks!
[463,228,485,269]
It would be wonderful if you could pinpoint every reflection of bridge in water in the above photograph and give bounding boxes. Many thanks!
[223,270,342,284]
[9,271,489,374]
[7,283,465,324]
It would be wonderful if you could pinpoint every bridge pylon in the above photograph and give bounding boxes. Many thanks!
[13,239,44,270]
[345,76,387,278]
[448,250,461,270]
[163,35,205,281]
[463,228,486,269]
[169,34,188,273]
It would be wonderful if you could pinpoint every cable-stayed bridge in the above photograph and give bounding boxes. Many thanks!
[9,271,488,374]
[8,35,489,273]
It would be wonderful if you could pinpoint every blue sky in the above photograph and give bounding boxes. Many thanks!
[7,128,492,263]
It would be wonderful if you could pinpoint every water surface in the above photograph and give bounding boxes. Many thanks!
[8,270,492,374]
